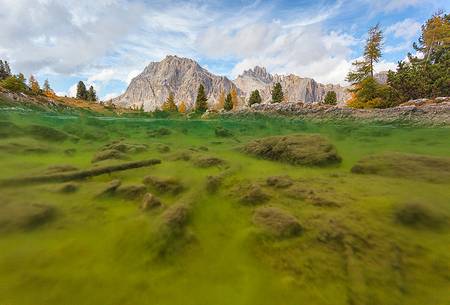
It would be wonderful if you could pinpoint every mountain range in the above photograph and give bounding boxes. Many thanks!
[112,55,351,111]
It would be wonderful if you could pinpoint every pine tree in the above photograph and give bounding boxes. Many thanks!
[86,85,97,101]
[76,81,87,100]
[29,75,41,94]
[17,73,26,84]
[323,91,337,105]
[224,93,233,111]
[195,84,208,113]
[162,92,178,111]
[4,61,11,77]
[0,61,5,80]
[271,82,283,103]
[347,24,383,84]
[248,89,262,106]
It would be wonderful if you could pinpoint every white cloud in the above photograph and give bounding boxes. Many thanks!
[386,19,421,40]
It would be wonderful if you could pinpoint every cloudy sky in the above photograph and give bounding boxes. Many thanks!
[0,0,447,100]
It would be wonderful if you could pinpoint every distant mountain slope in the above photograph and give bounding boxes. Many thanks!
[234,66,351,104]
[112,56,351,110]
[112,55,238,111]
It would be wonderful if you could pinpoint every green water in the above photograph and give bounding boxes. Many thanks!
[0,111,449,305]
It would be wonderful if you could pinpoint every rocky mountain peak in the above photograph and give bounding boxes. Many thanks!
[241,66,273,83]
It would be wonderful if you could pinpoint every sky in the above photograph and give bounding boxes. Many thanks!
[0,0,448,100]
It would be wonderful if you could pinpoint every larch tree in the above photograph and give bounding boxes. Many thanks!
[195,84,208,113]
[216,91,225,110]
[231,88,239,109]
[178,101,187,113]
[29,75,40,94]
[347,24,383,84]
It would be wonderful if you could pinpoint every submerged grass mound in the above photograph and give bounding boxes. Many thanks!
[253,206,302,238]
[242,134,341,166]
[351,152,450,183]
[0,202,56,231]
[394,202,446,228]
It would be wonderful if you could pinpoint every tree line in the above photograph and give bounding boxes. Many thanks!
[0,60,56,98]
[347,11,449,108]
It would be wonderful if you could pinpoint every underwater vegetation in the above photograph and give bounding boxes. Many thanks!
[0,111,449,305]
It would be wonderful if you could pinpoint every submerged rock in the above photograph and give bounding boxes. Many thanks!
[45,165,79,174]
[102,141,148,153]
[141,193,163,211]
[143,176,184,195]
[242,134,341,166]
[351,152,450,183]
[96,179,122,197]
[253,206,302,237]
[57,182,80,193]
[161,203,190,231]
[205,175,223,193]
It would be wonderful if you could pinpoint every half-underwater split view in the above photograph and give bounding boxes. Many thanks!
[0,1,449,305]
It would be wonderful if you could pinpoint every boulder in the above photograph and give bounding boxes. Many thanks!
[96,179,122,197]
[141,193,163,211]
[253,207,302,237]
[215,127,233,137]
[242,134,341,166]
[57,182,79,193]
[394,202,445,228]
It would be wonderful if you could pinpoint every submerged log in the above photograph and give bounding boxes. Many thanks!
[0,159,161,187]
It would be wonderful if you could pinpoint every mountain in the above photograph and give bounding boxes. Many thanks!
[112,55,238,111]
[234,66,350,104]
[112,56,351,110]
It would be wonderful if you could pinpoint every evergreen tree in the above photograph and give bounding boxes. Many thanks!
[17,73,26,84]
[224,93,233,111]
[347,24,383,84]
[195,84,208,113]
[29,75,41,94]
[248,89,262,106]
[323,91,337,105]
[76,81,87,100]
[87,85,97,101]
[162,92,178,111]
[4,61,11,77]
[271,82,283,103]
[0,61,5,80]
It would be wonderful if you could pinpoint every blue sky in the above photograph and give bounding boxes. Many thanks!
[0,0,448,100]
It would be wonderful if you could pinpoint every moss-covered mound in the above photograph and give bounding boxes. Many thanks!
[0,202,56,231]
[242,134,341,166]
[351,152,450,183]
[253,206,302,238]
